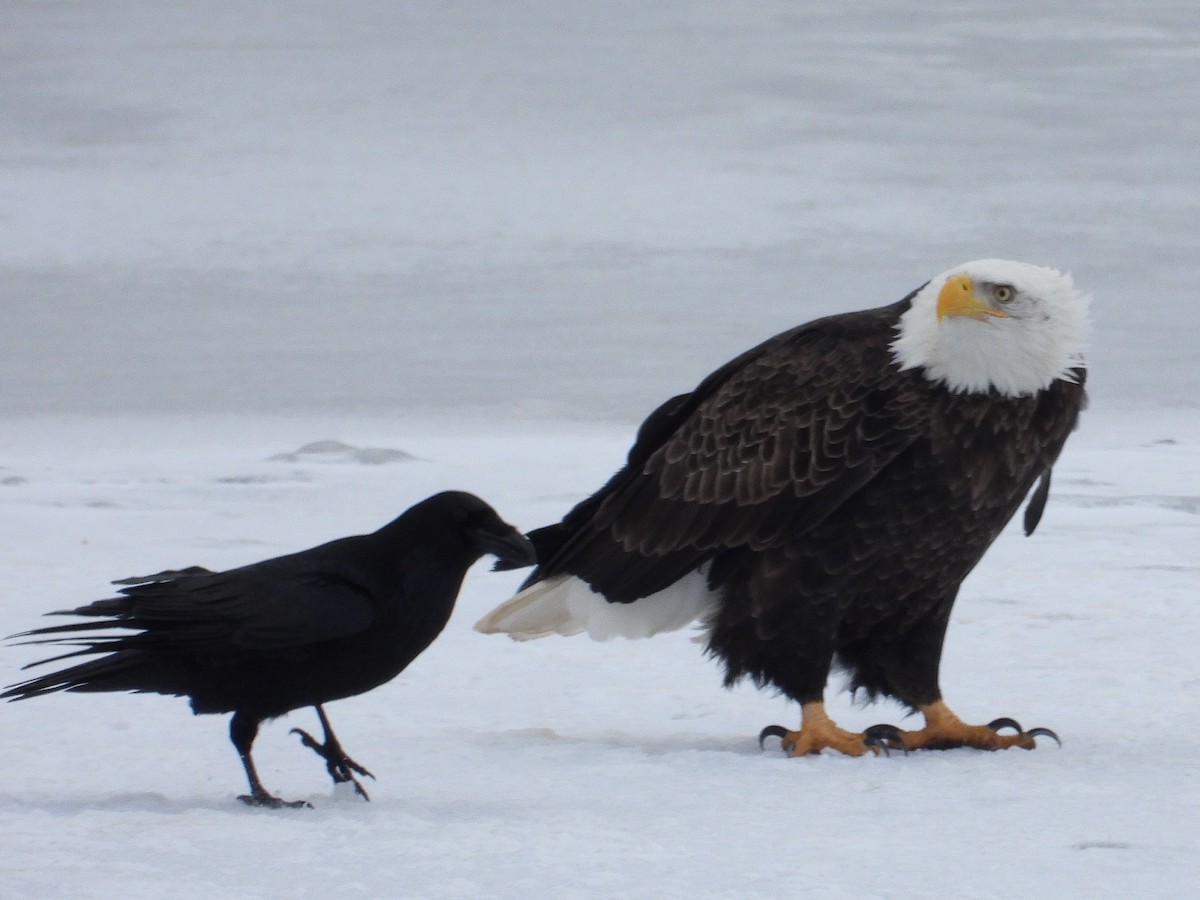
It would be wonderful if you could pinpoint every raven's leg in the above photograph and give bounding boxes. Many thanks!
[290,705,374,801]
[230,712,311,809]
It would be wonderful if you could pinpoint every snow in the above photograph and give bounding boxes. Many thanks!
[2,2,1199,898]
[2,415,1198,897]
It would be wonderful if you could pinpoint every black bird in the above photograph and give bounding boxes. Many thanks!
[4,491,535,807]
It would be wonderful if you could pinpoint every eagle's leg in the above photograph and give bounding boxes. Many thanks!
[759,701,878,757]
[290,705,375,800]
[231,712,312,809]
[892,700,1059,751]
[847,613,1059,751]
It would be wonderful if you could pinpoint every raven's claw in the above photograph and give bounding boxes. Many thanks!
[290,727,375,800]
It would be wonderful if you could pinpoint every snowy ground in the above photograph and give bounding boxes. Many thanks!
[0,413,1197,898]
[3,2,1200,898]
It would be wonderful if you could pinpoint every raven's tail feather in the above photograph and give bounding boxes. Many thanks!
[4,608,186,702]
[1,649,150,701]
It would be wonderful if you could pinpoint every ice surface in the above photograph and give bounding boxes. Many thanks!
[2,3,1199,898]
[1,413,1198,898]
[266,439,415,465]
[3,1,1198,419]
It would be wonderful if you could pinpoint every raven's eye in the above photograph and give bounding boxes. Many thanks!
[994,284,1015,303]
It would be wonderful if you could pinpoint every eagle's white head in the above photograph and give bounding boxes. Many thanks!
[890,259,1091,397]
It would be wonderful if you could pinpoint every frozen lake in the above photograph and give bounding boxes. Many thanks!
[3,1,1198,419]
[1,411,1197,898]
[2,3,1198,898]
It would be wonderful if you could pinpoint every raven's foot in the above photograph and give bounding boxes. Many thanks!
[759,701,886,757]
[290,727,375,801]
[869,701,1061,752]
[237,789,312,810]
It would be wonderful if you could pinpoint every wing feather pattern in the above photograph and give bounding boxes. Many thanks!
[530,299,931,603]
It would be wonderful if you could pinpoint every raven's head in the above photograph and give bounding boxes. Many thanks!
[422,491,536,568]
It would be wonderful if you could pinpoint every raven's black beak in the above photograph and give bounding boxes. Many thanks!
[473,526,537,568]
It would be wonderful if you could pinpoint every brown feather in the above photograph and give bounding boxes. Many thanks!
[516,290,1086,711]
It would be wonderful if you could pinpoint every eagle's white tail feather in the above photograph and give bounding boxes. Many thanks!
[475,569,718,642]
[473,574,584,641]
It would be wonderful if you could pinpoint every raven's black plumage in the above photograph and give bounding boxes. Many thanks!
[4,491,534,806]
[478,259,1088,756]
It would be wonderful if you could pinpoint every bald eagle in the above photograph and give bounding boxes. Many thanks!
[477,259,1089,756]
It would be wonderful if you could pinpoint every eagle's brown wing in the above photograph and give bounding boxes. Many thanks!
[529,299,932,602]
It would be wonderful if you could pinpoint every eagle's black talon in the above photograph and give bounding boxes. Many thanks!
[862,723,907,756]
[985,717,1060,747]
[1026,726,1062,747]
[758,724,790,751]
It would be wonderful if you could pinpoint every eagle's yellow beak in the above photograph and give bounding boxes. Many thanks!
[937,273,1009,323]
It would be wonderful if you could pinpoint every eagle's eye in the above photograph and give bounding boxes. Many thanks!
[993,284,1015,304]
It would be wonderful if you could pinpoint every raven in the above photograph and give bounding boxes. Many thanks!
[4,491,534,807]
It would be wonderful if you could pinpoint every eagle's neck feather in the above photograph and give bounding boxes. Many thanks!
[889,262,1089,398]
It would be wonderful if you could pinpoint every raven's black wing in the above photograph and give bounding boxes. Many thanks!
[7,550,379,679]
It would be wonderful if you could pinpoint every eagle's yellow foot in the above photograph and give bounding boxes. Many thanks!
[759,702,878,757]
[874,701,1061,752]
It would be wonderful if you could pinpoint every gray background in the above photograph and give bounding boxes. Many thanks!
[3,1,1196,419]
